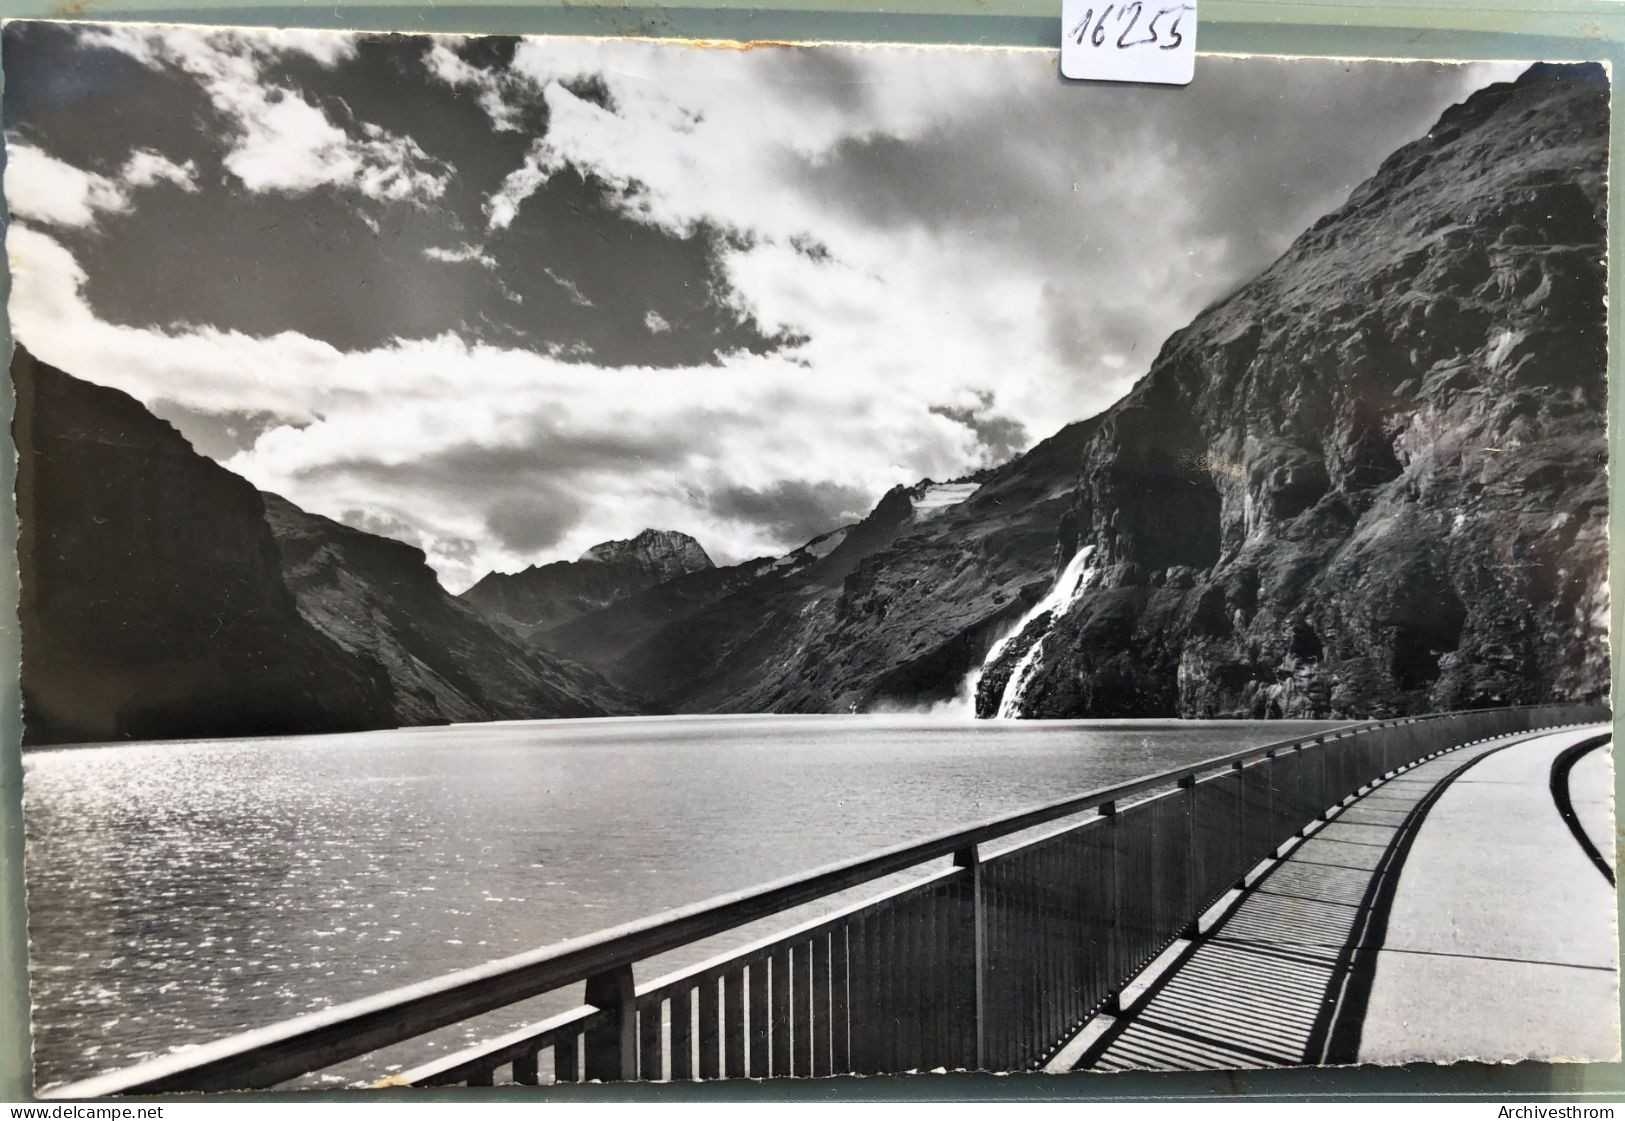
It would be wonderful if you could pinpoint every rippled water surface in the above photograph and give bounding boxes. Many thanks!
[24,714,1339,1086]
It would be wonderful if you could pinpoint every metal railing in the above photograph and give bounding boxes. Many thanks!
[45,704,1609,1096]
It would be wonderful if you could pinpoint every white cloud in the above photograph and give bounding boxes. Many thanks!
[423,243,498,269]
[122,150,199,191]
[544,268,592,307]
[261,27,359,68]
[6,144,199,228]
[485,150,558,231]
[82,25,448,202]
[222,93,445,200]
[5,144,129,227]
[423,37,523,131]
[10,225,985,592]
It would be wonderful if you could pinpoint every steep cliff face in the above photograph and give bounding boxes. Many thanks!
[13,347,399,745]
[998,62,1609,719]
[261,495,651,723]
[461,528,715,635]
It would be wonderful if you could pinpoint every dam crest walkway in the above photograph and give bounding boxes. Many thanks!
[1054,725,1619,1071]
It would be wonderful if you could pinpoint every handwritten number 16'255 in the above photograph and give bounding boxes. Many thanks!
[1070,3,1194,51]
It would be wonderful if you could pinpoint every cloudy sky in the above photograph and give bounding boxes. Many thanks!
[3,23,1521,591]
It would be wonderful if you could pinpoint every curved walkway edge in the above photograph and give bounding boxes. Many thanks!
[1061,724,1617,1072]
[1353,726,1617,1066]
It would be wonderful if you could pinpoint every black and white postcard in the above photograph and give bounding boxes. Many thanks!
[4,22,1614,1093]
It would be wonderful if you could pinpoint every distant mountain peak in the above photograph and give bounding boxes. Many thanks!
[578,528,714,573]
[462,528,715,634]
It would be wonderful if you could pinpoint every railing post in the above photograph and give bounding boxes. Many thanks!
[1265,750,1278,854]
[1232,757,1249,888]
[953,843,986,1070]
[1101,800,1123,1015]
[583,965,637,1082]
[513,1051,539,1086]
[1296,743,1314,834]
[1179,776,1199,939]
[1314,737,1331,820]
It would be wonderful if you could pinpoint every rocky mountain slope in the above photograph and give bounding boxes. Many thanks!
[13,350,646,744]
[261,495,651,724]
[551,437,1098,712]
[461,528,714,637]
[13,347,398,744]
[552,62,1609,721]
[992,61,1610,718]
[538,552,786,672]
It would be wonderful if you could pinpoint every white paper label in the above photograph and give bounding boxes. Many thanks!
[1060,0,1196,86]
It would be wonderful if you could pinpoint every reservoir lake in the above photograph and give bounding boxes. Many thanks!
[23,714,1341,1087]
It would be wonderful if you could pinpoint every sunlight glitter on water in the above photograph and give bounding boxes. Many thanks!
[23,714,1339,1086]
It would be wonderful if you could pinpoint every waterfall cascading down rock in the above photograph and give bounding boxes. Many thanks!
[968,546,1099,719]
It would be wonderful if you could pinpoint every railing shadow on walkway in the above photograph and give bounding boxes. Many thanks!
[40,704,1610,1097]
[1071,736,1526,1071]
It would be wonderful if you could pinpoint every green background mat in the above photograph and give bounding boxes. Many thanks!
[0,0,1621,1103]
